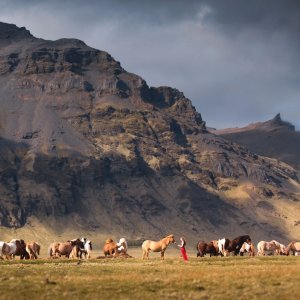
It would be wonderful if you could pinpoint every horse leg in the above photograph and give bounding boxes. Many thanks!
[161,250,165,260]
[144,249,150,259]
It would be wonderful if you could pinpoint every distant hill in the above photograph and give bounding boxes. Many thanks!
[214,114,300,170]
[0,22,299,244]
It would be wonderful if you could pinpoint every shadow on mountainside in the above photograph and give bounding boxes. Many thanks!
[0,137,291,242]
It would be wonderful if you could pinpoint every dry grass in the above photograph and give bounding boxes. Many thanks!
[0,256,299,300]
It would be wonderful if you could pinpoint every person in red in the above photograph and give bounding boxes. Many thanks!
[178,237,188,261]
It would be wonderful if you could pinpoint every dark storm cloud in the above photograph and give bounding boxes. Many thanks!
[1,0,299,129]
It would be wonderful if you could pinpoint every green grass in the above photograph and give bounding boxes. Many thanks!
[0,256,299,299]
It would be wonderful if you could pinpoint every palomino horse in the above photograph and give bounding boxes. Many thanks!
[257,241,278,256]
[26,241,40,259]
[142,234,175,259]
[103,238,117,256]
[285,241,300,256]
[239,242,255,256]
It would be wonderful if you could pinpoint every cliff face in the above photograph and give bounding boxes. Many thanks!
[0,22,299,241]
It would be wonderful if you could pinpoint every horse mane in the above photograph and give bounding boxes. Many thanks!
[105,238,114,244]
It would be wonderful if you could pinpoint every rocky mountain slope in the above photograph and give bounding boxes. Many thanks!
[214,114,300,171]
[0,22,299,243]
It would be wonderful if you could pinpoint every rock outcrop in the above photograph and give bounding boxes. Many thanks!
[0,22,299,242]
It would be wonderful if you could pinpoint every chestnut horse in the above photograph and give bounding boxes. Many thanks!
[26,241,40,259]
[142,234,175,259]
[103,238,118,256]
[285,241,300,256]
[48,239,83,258]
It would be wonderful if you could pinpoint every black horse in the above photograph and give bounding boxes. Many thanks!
[223,235,251,256]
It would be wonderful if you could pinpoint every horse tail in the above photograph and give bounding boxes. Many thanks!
[48,246,53,258]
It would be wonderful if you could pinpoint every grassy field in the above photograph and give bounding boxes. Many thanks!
[0,255,299,300]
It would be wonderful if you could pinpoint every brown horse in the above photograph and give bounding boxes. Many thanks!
[26,241,40,259]
[196,240,218,257]
[142,234,175,259]
[48,239,83,258]
[103,238,118,256]
[285,241,300,256]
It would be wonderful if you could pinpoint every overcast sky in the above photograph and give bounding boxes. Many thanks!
[1,0,299,129]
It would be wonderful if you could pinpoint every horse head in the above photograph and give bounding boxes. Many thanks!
[105,238,114,244]
[244,235,251,245]
[167,235,175,244]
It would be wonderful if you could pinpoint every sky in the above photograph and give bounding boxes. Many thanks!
[1,0,299,129]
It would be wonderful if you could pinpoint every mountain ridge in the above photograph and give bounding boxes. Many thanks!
[0,22,299,244]
[214,114,300,171]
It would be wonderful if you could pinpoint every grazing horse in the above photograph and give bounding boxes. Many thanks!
[285,241,300,256]
[117,238,128,254]
[257,241,278,256]
[219,235,251,256]
[196,240,218,257]
[26,241,40,259]
[142,234,175,260]
[270,240,286,255]
[48,239,83,258]
[103,238,118,256]
[239,242,255,256]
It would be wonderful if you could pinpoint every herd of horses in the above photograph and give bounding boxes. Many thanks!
[0,234,300,260]
[196,235,300,258]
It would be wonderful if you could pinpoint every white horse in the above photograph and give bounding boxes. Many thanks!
[117,238,128,254]
[257,240,278,256]
[0,240,18,259]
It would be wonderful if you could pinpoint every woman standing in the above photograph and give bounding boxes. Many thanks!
[178,237,188,261]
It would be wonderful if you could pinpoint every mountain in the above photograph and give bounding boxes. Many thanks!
[0,22,299,244]
[214,114,300,170]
